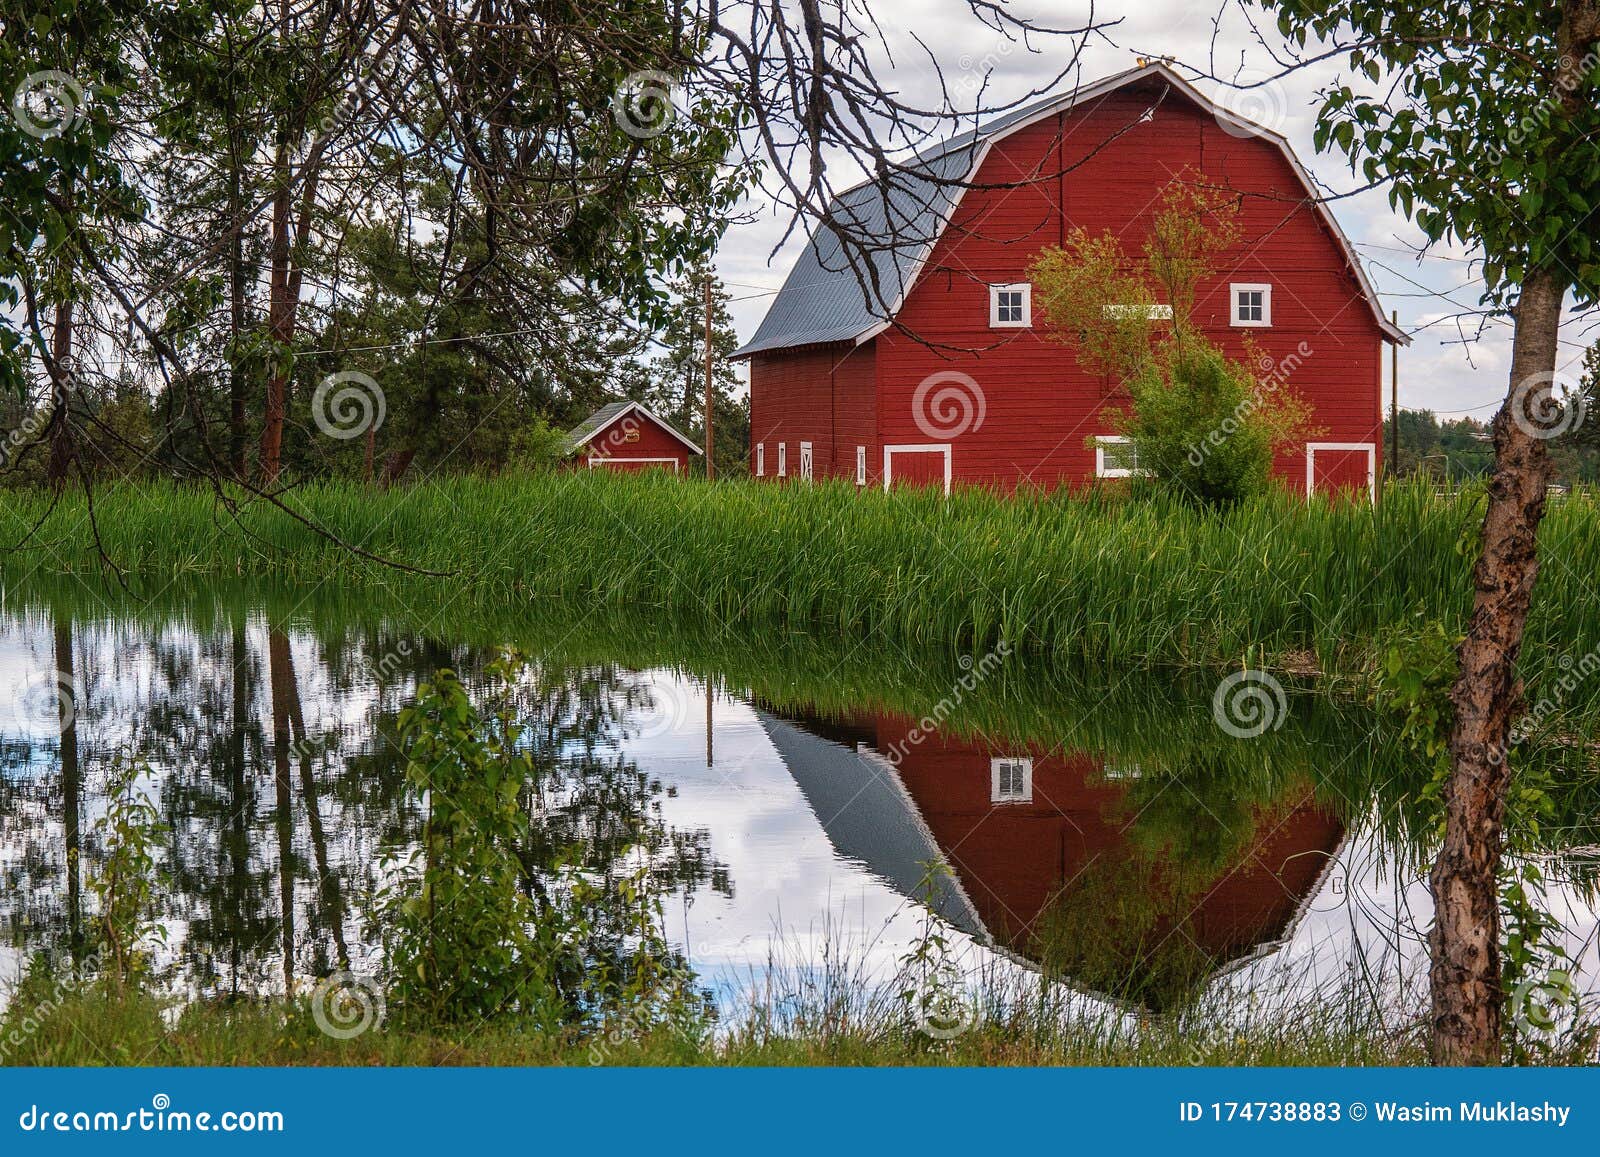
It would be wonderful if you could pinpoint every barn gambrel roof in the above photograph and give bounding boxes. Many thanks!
[732,61,1408,359]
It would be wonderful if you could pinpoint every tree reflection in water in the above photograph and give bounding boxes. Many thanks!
[0,607,729,1028]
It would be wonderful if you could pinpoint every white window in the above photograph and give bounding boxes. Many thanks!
[756,443,765,476]
[777,442,787,477]
[1230,283,1272,327]
[855,445,866,486]
[1094,435,1141,479]
[989,282,1031,328]
[990,756,1033,803]
[799,441,813,480]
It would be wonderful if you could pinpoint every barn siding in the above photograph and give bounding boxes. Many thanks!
[877,710,1345,959]
[749,341,877,482]
[583,411,693,471]
[867,84,1386,492]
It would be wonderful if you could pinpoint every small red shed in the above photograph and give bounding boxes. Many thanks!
[565,400,703,474]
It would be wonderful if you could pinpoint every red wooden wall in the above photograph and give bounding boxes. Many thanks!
[874,712,1345,966]
[748,76,1387,494]
[583,410,693,473]
[749,342,876,482]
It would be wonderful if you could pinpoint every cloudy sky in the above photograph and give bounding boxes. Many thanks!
[712,0,1595,416]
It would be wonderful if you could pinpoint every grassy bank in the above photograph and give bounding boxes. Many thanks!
[6,473,1600,711]
[3,982,1427,1068]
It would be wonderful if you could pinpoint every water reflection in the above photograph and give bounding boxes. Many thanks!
[2,590,1597,1020]
[1,609,729,1009]
[765,708,1344,1008]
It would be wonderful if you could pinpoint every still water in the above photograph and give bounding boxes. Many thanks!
[3,586,1597,1023]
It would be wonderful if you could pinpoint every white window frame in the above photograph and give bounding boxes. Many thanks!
[1094,435,1142,479]
[586,457,681,472]
[988,282,1032,329]
[1102,303,1173,320]
[1305,441,1376,502]
[990,756,1034,803]
[882,444,953,495]
[777,442,787,477]
[1230,283,1272,328]
[855,445,867,486]
[755,443,765,476]
[798,441,814,481]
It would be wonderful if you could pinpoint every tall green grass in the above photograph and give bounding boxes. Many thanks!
[4,473,1599,709]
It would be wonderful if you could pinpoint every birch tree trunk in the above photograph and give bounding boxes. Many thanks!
[1428,2,1596,1062]
[1431,265,1566,1064]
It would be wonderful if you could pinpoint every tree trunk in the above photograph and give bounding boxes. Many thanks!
[258,134,294,486]
[54,619,82,962]
[228,150,249,479]
[47,298,74,489]
[1430,264,1567,1064]
[268,627,297,997]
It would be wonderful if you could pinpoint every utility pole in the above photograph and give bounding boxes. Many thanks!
[1390,309,1400,484]
[703,276,715,480]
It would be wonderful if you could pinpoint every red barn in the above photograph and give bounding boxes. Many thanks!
[565,400,702,474]
[733,61,1408,497]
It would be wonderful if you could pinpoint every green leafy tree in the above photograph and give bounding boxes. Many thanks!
[1030,178,1315,504]
[1254,0,1600,1064]
[637,265,747,478]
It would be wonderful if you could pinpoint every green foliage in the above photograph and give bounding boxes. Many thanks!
[1382,408,1498,483]
[1373,617,1463,771]
[1369,615,1588,1059]
[1030,177,1314,505]
[91,757,169,990]
[897,863,978,1046]
[1255,1,1600,304]
[1120,341,1307,505]
[0,473,1573,702]
[506,416,575,474]
[380,652,699,1030]
[382,652,571,1025]
[0,969,1436,1067]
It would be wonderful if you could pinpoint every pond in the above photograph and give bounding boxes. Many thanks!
[3,582,1598,1030]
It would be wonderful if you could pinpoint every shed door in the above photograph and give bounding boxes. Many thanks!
[883,445,951,494]
[1305,443,1374,500]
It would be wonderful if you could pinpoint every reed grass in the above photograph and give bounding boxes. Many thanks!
[1,967,1431,1068]
[5,473,1599,713]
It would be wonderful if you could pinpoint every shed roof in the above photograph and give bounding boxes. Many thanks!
[732,61,1408,359]
[564,400,704,455]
